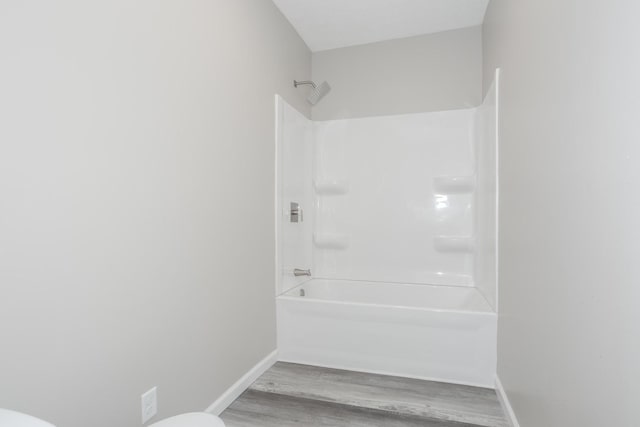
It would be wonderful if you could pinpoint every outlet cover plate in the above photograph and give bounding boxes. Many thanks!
[141,387,157,424]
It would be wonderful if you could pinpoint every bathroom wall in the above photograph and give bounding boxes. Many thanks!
[0,1,310,426]
[311,26,483,121]
[313,110,476,286]
[484,1,640,426]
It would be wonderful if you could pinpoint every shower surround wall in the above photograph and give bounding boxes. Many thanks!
[276,99,314,295]
[473,71,500,310]
[313,111,476,286]
[275,74,498,385]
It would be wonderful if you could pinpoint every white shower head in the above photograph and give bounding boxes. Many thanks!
[294,80,332,105]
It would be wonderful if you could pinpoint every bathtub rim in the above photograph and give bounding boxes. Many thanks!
[278,280,496,315]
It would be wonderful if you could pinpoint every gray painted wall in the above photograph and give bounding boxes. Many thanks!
[311,26,482,121]
[483,1,640,426]
[0,1,310,426]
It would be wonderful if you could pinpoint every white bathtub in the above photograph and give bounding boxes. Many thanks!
[276,279,497,387]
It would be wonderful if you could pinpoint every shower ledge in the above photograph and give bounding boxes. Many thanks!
[313,232,349,249]
[314,180,350,195]
[433,175,476,194]
[434,236,475,253]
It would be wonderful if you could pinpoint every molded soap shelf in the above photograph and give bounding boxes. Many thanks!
[314,180,350,195]
[434,236,475,253]
[433,176,476,194]
[313,232,349,249]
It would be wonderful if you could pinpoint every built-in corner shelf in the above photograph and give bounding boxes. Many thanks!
[313,232,349,249]
[434,236,475,253]
[314,180,350,196]
[433,176,476,194]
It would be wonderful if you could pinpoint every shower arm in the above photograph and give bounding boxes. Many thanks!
[293,80,317,89]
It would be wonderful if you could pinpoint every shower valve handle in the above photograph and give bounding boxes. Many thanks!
[293,268,311,277]
[290,202,303,223]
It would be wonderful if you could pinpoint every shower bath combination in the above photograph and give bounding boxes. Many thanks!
[277,70,500,387]
[294,79,331,105]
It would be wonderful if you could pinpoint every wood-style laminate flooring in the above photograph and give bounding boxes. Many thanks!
[220,362,508,427]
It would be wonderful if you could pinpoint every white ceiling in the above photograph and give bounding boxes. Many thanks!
[272,0,490,52]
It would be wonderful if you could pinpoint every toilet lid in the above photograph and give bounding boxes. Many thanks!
[0,409,56,427]
[149,412,225,427]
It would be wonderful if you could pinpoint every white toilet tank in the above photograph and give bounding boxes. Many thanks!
[0,409,225,427]
[0,409,56,427]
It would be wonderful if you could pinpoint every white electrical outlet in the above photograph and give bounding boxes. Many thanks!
[141,386,157,424]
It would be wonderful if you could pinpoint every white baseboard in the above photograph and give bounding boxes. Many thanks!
[205,350,278,415]
[495,376,520,427]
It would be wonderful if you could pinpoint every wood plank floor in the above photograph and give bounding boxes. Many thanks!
[221,363,508,427]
